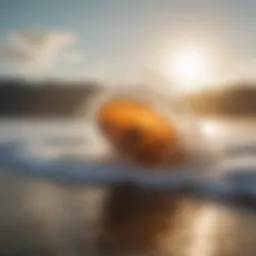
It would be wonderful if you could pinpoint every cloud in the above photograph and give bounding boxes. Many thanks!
[0,44,31,62]
[0,30,82,73]
[60,52,83,65]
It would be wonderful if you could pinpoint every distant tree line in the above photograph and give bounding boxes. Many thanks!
[0,78,101,118]
[0,78,255,118]
[188,83,256,117]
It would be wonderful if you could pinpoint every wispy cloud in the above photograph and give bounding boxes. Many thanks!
[0,30,82,74]
[0,44,31,62]
[60,51,83,65]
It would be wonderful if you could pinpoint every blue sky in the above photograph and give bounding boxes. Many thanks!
[0,0,255,85]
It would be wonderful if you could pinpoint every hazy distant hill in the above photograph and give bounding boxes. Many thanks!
[0,79,101,118]
[0,79,255,118]
[188,84,256,117]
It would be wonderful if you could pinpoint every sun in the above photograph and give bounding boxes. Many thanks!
[166,47,212,92]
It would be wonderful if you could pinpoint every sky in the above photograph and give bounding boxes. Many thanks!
[0,0,255,88]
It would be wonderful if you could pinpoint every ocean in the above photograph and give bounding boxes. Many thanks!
[0,118,254,159]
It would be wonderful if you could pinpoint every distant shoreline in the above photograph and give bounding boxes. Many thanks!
[0,115,254,123]
[0,79,255,119]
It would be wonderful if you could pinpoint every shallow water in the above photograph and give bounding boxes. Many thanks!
[0,118,255,256]
[0,118,254,160]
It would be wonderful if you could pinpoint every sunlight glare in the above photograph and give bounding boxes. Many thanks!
[200,122,220,138]
[166,46,213,92]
